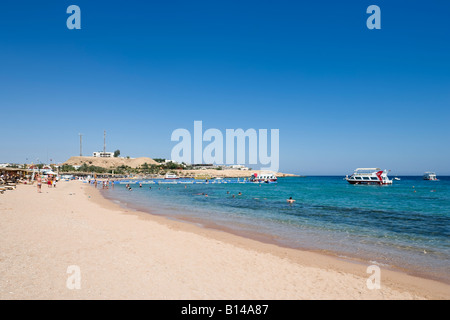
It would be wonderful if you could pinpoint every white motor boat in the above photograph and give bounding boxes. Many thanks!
[423,172,438,181]
[345,168,393,185]
[164,173,179,180]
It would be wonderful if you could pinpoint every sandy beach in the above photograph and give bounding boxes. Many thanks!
[0,180,449,300]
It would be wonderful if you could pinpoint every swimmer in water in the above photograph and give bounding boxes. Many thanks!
[287,197,296,204]
[238,192,242,196]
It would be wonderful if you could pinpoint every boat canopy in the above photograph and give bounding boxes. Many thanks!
[355,168,381,172]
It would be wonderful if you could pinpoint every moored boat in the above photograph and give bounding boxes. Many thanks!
[250,172,277,183]
[423,172,438,181]
[345,168,392,185]
[164,173,179,180]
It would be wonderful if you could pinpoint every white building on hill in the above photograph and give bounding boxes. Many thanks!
[93,152,115,158]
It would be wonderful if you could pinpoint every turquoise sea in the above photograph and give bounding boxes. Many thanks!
[100,176,450,282]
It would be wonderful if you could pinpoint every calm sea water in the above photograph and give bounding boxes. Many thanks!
[100,176,450,282]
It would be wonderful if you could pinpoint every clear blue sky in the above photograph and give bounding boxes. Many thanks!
[0,1,449,175]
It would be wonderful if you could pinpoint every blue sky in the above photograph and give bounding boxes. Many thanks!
[0,1,449,175]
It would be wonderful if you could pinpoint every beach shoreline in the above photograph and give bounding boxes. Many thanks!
[1,180,449,299]
[99,186,449,285]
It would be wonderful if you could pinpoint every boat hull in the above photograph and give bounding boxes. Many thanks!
[250,178,277,183]
[346,179,392,185]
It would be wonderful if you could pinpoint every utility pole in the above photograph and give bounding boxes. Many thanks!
[79,133,83,156]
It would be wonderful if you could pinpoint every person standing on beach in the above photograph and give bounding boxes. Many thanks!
[37,175,42,193]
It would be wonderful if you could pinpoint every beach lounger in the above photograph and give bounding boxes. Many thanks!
[0,186,15,190]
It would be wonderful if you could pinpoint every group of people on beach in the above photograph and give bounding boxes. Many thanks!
[88,179,115,190]
[0,173,21,184]
[36,175,57,193]
[0,173,21,194]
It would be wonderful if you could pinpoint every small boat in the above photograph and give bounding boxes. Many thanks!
[164,173,179,180]
[394,177,401,181]
[249,172,278,183]
[423,172,438,181]
[345,168,393,185]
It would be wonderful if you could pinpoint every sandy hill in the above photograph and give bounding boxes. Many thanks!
[64,156,159,169]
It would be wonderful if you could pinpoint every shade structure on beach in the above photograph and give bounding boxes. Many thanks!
[0,167,32,174]
[0,167,33,180]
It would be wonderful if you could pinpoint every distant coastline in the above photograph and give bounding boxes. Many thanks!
[59,156,300,179]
